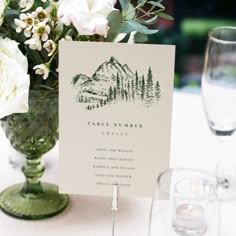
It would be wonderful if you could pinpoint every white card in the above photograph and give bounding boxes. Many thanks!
[59,42,175,197]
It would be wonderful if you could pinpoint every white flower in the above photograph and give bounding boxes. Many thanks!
[32,7,50,23]
[15,13,34,37]
[33,22,51,41]
[0,37,30,119]
[58,0,116,37]
[43,39,56,56]
[33,64,50,80]
[19,0,34,12]
[61,35,72,41]
[25,37,42,51]
[0,0,7,26]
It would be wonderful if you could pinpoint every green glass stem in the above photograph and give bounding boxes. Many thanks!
[0,90,69,220]
[21,156,45,197]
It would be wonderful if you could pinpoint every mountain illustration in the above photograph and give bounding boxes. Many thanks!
[72,57,161,110]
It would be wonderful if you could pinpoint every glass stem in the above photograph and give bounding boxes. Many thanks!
[21,156,45,198]
[217,199,222,236]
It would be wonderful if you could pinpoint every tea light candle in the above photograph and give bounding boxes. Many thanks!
[174,204,206,230]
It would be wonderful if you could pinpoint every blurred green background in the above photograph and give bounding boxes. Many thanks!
[135,0,236,91]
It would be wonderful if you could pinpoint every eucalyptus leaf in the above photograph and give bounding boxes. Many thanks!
[139,15,158,25]
[119,23,135,34]
[119,0,129,11]
[147,1,165,8]
[158,12,174,20]
[134,32,148,43]
[137,0,146,6]
[107,10,123,33]
[112,33,127,43]
[125,3,136,21]
[127,20,159,34]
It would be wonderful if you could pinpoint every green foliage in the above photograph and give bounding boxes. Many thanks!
[8,0,19,10]
[134,32,149,43]
[139,15,158,26]
[26,49,44,65]
[118,0,172,38]
[0,0,172,92]
[107,10,123,33]
[119,0,130,11]
[128,20,159,34]
[4,9,19,30]
[119,23,135,34]
[124,4,136,21]
[158,12,174,20]
[54,22,64,41]
[137,0,146,6]
[147,1,165,9]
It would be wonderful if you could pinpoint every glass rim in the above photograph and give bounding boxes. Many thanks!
[157,168,217,201]
[208,26,236,44]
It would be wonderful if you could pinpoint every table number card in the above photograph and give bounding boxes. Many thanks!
[59,42,175,197]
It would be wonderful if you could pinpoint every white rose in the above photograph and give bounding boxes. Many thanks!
[58,0,116,37]
[0,37,30,119]
[0,0,7,26]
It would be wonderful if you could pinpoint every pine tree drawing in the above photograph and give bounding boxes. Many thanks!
[116,73,121,97]
[145,67,155,106]
[135,71,139,92]
[113,87,117,101]
[131,79,135,101]
[141,75,145,101]
[73,57,161,110]
[127,81,131,100]
[125,90,128,101]
[108,86,113,102]
[155,81,161,103]
[121,77,124,100]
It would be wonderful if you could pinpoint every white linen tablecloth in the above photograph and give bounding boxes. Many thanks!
[0,91,235,236]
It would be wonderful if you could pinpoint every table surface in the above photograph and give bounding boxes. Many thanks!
[0,91,235,236]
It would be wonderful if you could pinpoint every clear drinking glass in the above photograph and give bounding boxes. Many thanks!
[202,26,236,138]
[202,27,236,200]
[149,169,218,236]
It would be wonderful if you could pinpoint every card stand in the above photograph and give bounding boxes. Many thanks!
[111,183,119,236]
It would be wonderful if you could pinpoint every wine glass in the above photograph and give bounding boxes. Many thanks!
[202,26,236,197]
[202,26,236,235]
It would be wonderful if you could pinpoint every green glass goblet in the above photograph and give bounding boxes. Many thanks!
[0,90,69,220]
